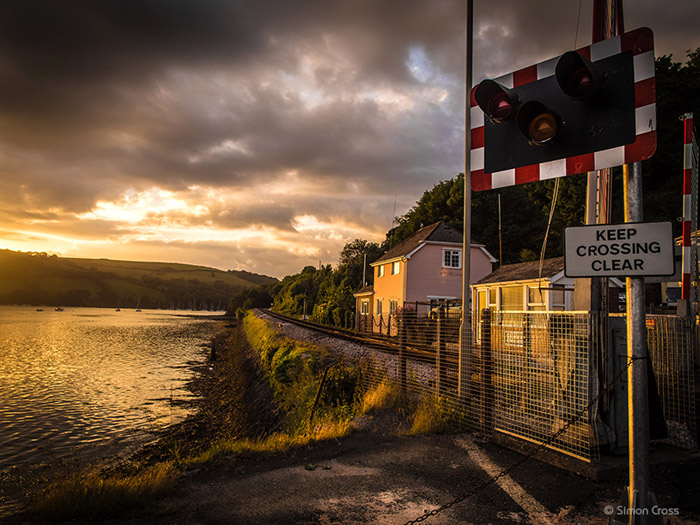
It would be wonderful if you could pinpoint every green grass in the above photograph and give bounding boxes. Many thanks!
[187,313,358,466]
[358,379,407,415]
[33,462,178,522]
[407,395,459,435]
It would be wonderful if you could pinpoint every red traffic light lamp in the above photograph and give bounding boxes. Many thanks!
[555,51,605,100]
[475,80,563,146]
[474,79,519,122]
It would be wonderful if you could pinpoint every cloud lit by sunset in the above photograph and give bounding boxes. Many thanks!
[0,0,697,278]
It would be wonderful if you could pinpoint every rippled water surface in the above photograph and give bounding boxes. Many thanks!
[0,306,223,469]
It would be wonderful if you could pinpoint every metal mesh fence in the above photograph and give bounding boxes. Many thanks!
[489,311,597,461]
[276,301,697,462]
[646,314,697,448]
[353,303,601,461]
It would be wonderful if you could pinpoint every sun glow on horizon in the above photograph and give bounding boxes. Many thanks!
[1,180,390,278]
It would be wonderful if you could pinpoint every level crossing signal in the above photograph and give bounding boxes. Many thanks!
[470,27,656,191]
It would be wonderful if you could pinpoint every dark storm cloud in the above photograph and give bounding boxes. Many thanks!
[1,0,698,273]
[0,0,467,216]
[0,0,460,122]
[473,1,700,81]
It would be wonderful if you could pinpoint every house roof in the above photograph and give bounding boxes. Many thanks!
[353,285,375,297]
[374,221,480,264]
[475,257,566,285]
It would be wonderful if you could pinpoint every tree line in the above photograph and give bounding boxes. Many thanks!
[0,250,272,309]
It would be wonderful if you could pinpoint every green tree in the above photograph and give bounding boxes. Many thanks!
[643,49,700,235]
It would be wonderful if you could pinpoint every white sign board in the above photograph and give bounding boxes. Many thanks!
[564,222,675,277]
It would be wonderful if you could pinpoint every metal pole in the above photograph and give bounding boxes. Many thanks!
[458,0,474,399]
[624,161,652,521]
[681,113,694,301]
[362,253,367,286]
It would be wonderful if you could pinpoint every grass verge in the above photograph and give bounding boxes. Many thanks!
[33,462,178,522]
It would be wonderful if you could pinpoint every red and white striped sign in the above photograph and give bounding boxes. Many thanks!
[470,27,656,191]
[681,113,695,299]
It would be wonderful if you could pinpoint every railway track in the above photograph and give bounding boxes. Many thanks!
[258,309,449,363]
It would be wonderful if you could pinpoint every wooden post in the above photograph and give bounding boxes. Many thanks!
[522,313,532,416]
[398,312,407,392]
[308,366,330,429]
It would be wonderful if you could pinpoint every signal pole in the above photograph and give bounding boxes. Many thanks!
[623,162,658,524]
[601,1,659,521]
[458,0,474,400]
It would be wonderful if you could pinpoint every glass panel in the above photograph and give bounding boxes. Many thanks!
[489,288,497,305]
[552,288,565,305]
[501,286,523,310]
[528,287,545,304]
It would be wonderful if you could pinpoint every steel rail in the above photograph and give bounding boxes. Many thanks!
[257,309,446,363]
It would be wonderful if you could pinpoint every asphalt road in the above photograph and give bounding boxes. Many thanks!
[109,430,699,525]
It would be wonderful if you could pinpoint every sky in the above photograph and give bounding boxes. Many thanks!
[1,1,698,278]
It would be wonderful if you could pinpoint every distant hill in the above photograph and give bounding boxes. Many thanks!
[0,250,277,309]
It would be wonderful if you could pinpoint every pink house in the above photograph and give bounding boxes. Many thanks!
[354,222,496,333]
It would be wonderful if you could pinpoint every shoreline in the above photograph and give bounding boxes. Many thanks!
[0,317,245,520]
[126,319,282,466]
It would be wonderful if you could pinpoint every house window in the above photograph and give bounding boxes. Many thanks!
[442,249,461,269]
[360,299,370,315]
[488,288,498,308]
[389,299,399,315]
[377,265,385,278]
[376,300,383,315]
[551,285,566,311]
[501,285,523,310]
[391,261,400,275]
[527,286,546,311]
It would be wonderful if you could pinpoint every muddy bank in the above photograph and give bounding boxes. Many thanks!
[131,321,283,464]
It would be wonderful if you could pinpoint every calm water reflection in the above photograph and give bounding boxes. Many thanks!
[0,306,223,469]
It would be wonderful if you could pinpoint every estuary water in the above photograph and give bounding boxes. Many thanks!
[0,306,224,470]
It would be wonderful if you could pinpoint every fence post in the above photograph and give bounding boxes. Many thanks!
[398,312,407,392]
[436,305,446,394]
[480,308,493,433]
[522,313,531,415]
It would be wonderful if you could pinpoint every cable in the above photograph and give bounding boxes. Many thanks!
[539,178,560,291]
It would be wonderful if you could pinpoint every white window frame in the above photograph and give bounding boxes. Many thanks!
[391,261,400,275]
[376,299,383,315]
[360,299,370,315]
[377,265,385,278]
[389,299,399,315]
[526,285,546,311]
[442,248,462,269]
